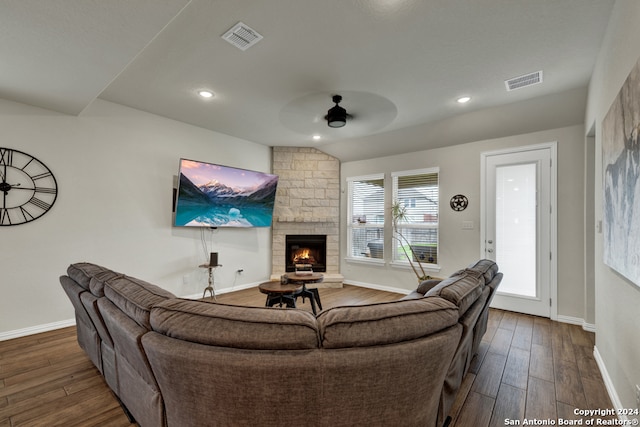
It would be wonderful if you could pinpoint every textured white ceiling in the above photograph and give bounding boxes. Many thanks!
[0,0,615,161]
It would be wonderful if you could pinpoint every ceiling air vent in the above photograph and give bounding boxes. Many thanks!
[505,71,543,91]
[221,22,263,51]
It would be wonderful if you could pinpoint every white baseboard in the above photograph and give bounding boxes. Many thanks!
[342,279,411,295]
[344,283,601,334]
[1,282,263,341]
[0,318,76,342]
[181,281,261,300]
[593,345,628,422]
[556,314,596,332]
[0,284,598,343]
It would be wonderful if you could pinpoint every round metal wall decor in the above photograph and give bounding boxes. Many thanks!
[0,147,58,226]
[449,194,468,212]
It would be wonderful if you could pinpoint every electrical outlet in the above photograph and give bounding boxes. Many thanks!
[182,275,189,285]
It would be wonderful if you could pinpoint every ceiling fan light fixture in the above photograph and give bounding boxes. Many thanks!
[326,95,347,128]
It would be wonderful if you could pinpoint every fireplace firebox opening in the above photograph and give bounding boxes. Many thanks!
[285,234,327,272]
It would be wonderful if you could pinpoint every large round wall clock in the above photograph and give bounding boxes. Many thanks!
[0,148,58,226]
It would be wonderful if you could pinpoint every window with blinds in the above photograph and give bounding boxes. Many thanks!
[392,168,439,265]
[347,174,385,260]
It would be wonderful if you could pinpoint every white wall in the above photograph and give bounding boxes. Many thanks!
[585,0,640,413]
[0,98,273,336]
[341,124,587,320]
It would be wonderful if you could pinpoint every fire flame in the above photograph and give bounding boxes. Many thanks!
[293,248,312,262]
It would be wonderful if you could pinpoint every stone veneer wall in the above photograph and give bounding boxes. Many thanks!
[271,147,342,285]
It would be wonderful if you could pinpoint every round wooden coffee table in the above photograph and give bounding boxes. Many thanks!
[285,272,324,284]
[258,281,303,309]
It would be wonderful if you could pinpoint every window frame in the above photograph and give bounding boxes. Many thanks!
[390,167,440,270]
[346,173,386,264]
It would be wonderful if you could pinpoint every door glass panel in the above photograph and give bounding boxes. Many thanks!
[496,163,537,297]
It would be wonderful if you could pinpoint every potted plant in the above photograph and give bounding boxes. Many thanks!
[391,200,433,282]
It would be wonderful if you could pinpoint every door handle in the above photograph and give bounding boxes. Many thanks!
[487,240,493,244]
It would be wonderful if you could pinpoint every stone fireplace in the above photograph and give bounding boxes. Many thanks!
[270,147,343,286]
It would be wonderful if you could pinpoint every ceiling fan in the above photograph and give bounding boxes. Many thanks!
[325,94,352,128]
[279,90,397,141]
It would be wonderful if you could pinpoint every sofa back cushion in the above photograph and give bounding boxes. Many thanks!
[150,299,320,350]
[317,297,458,349]
[317,324,462,426]
[416,278,443,295]
[89,270,124,297]
[466,259,499,283]
[67,262,115,291]
[425,273,484,316]
[142,331,324,427]
[104,275,175,329]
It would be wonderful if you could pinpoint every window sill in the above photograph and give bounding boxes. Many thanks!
[345,256,386,266]
[389,260,441,273]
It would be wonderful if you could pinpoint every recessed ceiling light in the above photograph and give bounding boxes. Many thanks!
[198,90,214,99]
[457,96,471,104]
[312,135,321,141]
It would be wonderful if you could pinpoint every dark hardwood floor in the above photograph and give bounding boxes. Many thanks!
[0,285,613,426]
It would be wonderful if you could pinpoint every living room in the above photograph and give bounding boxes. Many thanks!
[1,0,639,425]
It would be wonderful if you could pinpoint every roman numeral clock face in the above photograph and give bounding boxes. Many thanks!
[0,148,58,226]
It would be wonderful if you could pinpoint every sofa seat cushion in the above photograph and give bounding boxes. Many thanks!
[317,297,458,349]
[104,275,176,329]
[425,273,484,316]
[67,263,116,291]
[150,299,320,350]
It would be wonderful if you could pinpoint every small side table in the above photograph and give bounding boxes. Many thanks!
[258,281,303,308]
[284,273,324,315]
[199,264,222,300]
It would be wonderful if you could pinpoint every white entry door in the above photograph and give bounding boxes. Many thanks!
[481,143,557,318]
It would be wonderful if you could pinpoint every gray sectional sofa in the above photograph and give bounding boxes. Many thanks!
[60,259,501,427]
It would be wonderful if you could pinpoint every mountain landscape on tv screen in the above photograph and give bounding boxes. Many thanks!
[175,172,278,227]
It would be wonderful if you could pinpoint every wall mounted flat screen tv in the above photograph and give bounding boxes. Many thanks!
[174,158,279,228]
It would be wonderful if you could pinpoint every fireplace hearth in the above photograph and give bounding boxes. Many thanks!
[285,235,327,272]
